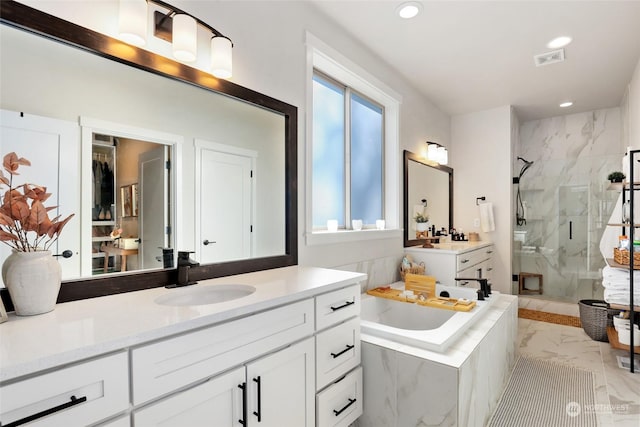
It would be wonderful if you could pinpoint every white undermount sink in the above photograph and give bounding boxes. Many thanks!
[154,284,257,306]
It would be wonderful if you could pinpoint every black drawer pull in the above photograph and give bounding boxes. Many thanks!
[331,344,355,359]
[252,376,262,422]
[486,250,493,254]
[461,259,469,264]
[238,383,247,426]
[5,395,87,427]
[333,398,357,417]
[330,300,354,311]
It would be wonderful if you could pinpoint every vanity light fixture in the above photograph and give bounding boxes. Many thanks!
[118,0,234,78]
[397,2,422,19]
[118,0,148,46]
[559,101,574,108]
[426,141,448,165]
[171,13,197,62]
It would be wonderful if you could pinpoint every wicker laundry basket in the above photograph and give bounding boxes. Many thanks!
[578,299,617,342]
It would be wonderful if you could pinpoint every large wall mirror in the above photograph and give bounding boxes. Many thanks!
[0,1,297,303]
[403,150,453,247]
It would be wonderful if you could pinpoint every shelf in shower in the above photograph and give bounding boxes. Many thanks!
[609,303,640,312]
[607,223,640,227]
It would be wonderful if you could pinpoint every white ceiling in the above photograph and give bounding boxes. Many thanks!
[310,0,640,122]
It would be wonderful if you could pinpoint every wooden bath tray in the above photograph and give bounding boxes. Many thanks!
[366,287,477,312]
[419,297,476,312]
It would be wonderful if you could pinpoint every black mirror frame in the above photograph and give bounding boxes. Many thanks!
[403,150,453,247]
[0,1,297,308]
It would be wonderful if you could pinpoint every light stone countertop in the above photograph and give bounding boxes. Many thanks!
[405,240,493,254]
[0,266,366,383]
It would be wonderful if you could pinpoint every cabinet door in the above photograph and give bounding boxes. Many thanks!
[246,337,315,427]
[133,367,245,427]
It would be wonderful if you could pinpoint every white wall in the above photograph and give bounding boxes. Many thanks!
[628,57,640,150]
[451,106,513,293]
[15,0,451,287]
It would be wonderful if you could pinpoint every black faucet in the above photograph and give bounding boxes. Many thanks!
[172,251,200,287]
[454,277,491,300]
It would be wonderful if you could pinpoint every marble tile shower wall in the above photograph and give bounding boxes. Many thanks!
[336,255,402,293]
[516,108,623,301]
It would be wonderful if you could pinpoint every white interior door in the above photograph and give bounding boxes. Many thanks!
[139,146,168,269]
[196,142,254,264]
[0,109,80,284]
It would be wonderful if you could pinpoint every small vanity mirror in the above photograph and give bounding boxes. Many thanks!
[403,150,453,247]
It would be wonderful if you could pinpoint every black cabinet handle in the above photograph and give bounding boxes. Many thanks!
[461,259,469,264]
[333,398,357,417]
[4,395,87,427]
[203,239,216,246]
[238,383,247,426]
[331,344,355,359]
[253,376,262,422]
[330,300,354,311]
[487,250,493,254]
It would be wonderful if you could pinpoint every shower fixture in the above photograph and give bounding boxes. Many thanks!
[516,157,534,226]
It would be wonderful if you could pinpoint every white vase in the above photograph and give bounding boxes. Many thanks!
[2,250,61,316]
[416,222,429,232]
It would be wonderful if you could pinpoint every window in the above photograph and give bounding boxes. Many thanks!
[312,71,384,229]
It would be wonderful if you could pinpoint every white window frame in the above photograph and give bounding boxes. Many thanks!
[305,32,401,246]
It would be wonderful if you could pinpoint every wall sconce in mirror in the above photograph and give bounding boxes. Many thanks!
[118,0,233,78]
[426,141,448,165]
[120,184,138,217]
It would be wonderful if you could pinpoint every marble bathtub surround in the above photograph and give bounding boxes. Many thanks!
[357,294,518,427]
[515,107,624,302]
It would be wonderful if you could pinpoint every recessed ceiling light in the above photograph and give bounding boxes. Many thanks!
[397,2,422,19]
[559,101,574,108]
[547,36,572,49]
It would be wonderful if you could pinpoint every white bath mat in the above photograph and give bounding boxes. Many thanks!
[487,356,597,427]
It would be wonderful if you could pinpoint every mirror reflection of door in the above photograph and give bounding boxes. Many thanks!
[89,133,171,275]
[0,110,80,284]
[196,141,255,264]
[139,146,169,269]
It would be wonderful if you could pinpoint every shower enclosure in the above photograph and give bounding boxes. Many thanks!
[513,108,624,302]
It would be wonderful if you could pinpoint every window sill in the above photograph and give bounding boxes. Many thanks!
[305,228,402,246]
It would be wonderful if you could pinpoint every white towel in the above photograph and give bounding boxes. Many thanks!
[479,202,495,232]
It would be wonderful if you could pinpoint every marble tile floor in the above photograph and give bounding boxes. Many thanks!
[516,318,640,427]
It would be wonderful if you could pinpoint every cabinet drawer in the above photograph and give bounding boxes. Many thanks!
[316,285,360,331]
[316,366,363,427]
[456,245,492,271]
[0,352,128,427]
[316,318,361,391]
[132,298,314,405]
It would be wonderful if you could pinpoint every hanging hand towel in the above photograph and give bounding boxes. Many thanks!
[479,202,495,232]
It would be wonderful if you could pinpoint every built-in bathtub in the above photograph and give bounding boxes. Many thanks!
[360,284,496,352]
[357,283,518,427]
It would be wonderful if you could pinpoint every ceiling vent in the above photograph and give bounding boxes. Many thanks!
[534,49,565,67]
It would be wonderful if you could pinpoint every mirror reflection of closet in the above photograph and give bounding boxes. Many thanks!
[91,135,169,275]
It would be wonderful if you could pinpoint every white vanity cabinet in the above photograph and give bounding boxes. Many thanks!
[0,267,366,427]
[405,242,494,288]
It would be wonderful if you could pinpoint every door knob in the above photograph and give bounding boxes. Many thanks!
[203,239,216,246]
[53,250,73,258]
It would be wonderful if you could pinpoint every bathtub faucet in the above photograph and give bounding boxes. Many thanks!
[454,277,491,300]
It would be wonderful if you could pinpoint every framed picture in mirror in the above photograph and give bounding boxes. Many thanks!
[120,184,138,217]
